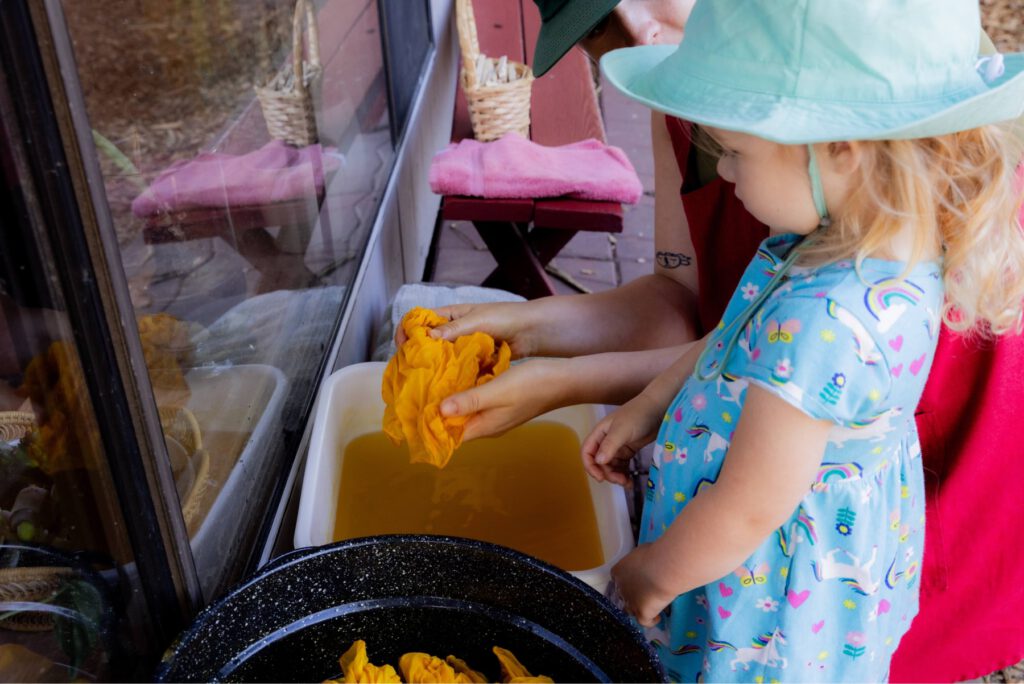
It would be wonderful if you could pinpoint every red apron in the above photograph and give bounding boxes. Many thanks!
[666,116,1024,681]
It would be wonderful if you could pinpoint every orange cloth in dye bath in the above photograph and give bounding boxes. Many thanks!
[492,647,554,683]
[398,653,486,683]
[382,307,511,468]
[325,640,400,683]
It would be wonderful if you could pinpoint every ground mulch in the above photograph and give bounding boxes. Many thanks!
[981,0,1024,51]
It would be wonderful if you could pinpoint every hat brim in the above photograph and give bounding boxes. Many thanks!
[533,0,619,77]
[602,45,1024,144]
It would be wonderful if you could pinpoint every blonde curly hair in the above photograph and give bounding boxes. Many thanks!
[801,124,1024,337]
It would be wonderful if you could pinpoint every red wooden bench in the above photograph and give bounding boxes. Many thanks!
[440,0,623,300]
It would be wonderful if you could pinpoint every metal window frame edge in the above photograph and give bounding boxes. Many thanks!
[28,0,204,624]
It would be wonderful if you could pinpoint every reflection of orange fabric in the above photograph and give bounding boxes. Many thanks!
[493,647,554,683]
[326,640,400,683]
[17,341,99,475]
[137,313,193,408]
[382,307,511,468]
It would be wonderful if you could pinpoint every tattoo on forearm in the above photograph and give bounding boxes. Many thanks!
[656,251,693,269]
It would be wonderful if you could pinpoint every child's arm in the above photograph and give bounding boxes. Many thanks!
[581,334,710,484]
[612,384,832,626]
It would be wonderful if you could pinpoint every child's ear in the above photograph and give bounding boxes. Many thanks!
[828,141,862,176]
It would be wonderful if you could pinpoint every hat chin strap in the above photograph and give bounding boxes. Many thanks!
[692,144,831,383]
[808,143,831,227]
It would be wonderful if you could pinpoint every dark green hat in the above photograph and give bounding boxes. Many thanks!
[532,0,620,76]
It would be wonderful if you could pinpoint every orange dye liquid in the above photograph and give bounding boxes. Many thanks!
[333,421,605,571]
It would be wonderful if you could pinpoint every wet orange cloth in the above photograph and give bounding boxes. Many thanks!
[444,656,488,683]
[398,653,486,684]
[328,641,551,683]
[492,647,554,683]
[382,307,511,468]
[325,640,400,683]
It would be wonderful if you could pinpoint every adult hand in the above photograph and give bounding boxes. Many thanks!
[441,358,566,441]
[611,543,675,628]
[580,392,663,486]
[394,301,539,358]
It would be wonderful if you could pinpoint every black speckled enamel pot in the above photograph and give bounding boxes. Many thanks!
[156,535,664,682]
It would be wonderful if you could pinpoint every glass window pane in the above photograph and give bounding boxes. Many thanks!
[2,89,147,682]
[379,0,432,141]
[57,0,394,598]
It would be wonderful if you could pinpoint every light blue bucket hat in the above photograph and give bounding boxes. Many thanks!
[601,0,1024,144]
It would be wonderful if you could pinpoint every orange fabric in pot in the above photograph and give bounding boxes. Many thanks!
[382,307,511,468]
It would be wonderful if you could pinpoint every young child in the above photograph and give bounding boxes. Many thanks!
[584,0,1024,681]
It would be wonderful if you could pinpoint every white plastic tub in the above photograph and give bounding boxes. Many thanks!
[295,361,633,592]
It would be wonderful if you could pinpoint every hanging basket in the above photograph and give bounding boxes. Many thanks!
[255,0,322,147]
[456,0,534,142]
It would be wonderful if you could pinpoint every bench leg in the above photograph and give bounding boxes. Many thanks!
[524,228,576,264]
[473,221,557,300]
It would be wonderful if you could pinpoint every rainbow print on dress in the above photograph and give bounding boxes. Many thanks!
[863,278,926,333]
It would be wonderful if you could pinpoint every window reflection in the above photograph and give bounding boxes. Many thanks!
[59,0,394,597]
[1,161,135,681]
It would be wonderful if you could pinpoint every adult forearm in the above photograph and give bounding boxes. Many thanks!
[556,344,694,406]
[526,275,699,357]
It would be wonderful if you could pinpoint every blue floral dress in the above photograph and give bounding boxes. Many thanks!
[642,235,943,683]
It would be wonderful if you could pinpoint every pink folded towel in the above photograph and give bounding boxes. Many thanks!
[428,132,643,203]
[132,140,340,217]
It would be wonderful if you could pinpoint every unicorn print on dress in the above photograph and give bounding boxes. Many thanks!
[863,278,926,333]
[708,628,789,671]
[811,546,881,596]
[715,372,748,405]
[645,621,673,648]
[827,407,903,447]
[776,506,818,557]
[825,298,883,365]
[686,424,730,463]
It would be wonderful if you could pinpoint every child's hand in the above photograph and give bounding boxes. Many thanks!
[611,543,675,628]
[581,393,663,485]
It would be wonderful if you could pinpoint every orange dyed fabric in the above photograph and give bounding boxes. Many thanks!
[398,653,486,684]
[325,640,400,683]
[382,307,511,468]
[492,647,554,683]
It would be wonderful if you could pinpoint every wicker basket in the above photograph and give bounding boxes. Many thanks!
[255,0,321,147]
[456,0,534,141]
[0,566,73,632]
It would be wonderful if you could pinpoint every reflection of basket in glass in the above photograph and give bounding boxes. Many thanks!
[157,407,209,528]
[255,0,321,146]
[0,408,206,532]
[0,566,73,631]
[456,0,534,141]
[0,411,33,442]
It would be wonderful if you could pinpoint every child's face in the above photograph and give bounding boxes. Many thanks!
[709,128,823,235]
